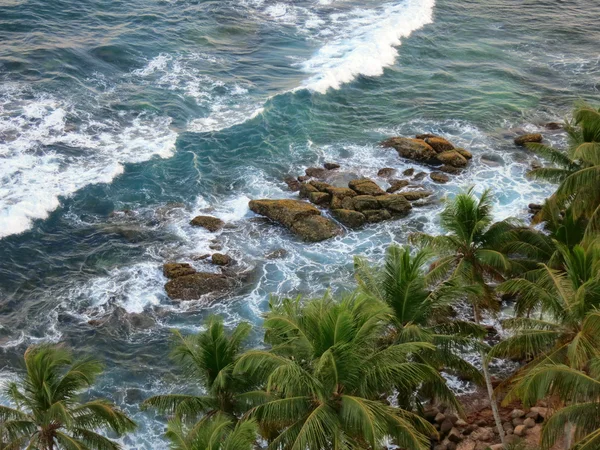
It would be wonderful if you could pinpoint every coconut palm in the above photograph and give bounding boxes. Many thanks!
[503,359,600,450]
[165,414,258,450]
[0,345,136,450]
[354,245,485,384]
[142,316,265,422]
[527,102,600,240]
[490,241,600,373]
[410,188,516,445]
[234,295,460,450]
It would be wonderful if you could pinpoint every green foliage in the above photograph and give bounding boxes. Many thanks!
[0,345,136,450]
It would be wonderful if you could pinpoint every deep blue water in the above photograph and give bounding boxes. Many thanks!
[1,0,599,446]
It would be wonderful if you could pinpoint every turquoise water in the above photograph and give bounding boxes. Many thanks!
[1,0,599,446]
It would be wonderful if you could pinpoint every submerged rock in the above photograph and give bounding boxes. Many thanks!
[387,179,409,193]
[430,172,449,184]
[363,209,392,223]
[212,253,233,266]
[439,164,462,175]
[403,168,415,176]
[283,176,302,191]
[514,133,542,145]
[332,209,366,228]
[165,272,235,301]
[265,248,288,259]
[324,162,340,170]
[377,167,397,178]
[413,171,427,181]
[190,215,224,232]
[348,178,386,196]
[381,137,438,163]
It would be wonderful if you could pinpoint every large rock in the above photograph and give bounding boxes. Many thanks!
[327,187,357,209]
[305,167,328,178]
[377,167,396,178]
[455,148,472,160]
[417,135,455,153]
[190,215,224,232]
[353,195,381,211]
[165,272,234,300]
[437,150,468,168]
[308,191,331,205]
[514,133,542,145]
[387,179,409,193]
[324,162,340,170]
[309,180,334,192]
[381,137,438,163]
[299,183,319,198]
[163,263,196,279]
[377,194,412,215]
[283,176,302,191]
[211,253,232,266]
[249,199,340,242]
[332,209,366,228]
[399,190,433,201]
[430,172,449,184]
[349,178,387,196]
[363,209,392,223]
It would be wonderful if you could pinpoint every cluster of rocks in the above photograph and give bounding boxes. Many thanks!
[162,262,237,301]
[425,404,549,450]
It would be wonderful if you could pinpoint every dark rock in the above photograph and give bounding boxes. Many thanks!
[300,183,319,198]
[327,187,358,209]
[378,194,412,215]
[353,195,381,211]
[305,167,328,178]
[211,253,232,266]
[381,137,437,163]
[545,122,562,130]
[341,196,356,210]
[430,172,449,183]
[249,199,340,242]
[209,242,223,251]
[439,165,462,175]
[434,413,446,424]
[481,153,504,167]
[284,176,302,191]
[447,428,462,443]
[514,133,542,145]
[265,249,288,259]
[309,180,334,192]
[523,418,535,428]
[363,209,392,223]
[308,191,331,205]
[440,419,454,434]
[324,162,340,170]
[377,167,396,178]
[165,272,234,300]
[387,179,409,193]
[446,414,459,425]
[400,190,433,201]
[413,171,427,181]
[163,263,196,279]
[528,203,543,212]
[512,418,524,427]
[332,209,366,228]
[297,175,310,182]
[403,168,415,176]
[348,178,387,196]
[190,215,224,232]
[437,150,468,168]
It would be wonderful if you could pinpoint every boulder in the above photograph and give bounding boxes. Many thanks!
[420,135,455,153]
[327,187,357,209]
[377,167,397,178]
[324,162,340,170]
[298,175,310,182]
[400,190,433,201]
[381,137,438,163]
[441,419,454,434]
[349,178,387,196]
[309,180,334,192]
[341,196,357,210]
[300,183,319,198]
[437,150,468,168]
[435,413,446,424]
[523,418,535,428]
[308,191,331,205]
[378,194,412,215]
[455,148,473,159]
[512,418,524,427]
[413,171,427,181]
[165,272,234,300]
[305,167,327,178]
[190,215,224,232]
[403,168,415,176]
[431,172,450,183]
[511,409,525,419]
[353,195,381,211]
[455,419,468,428]
[448,428,462,443]
[470,427,493,442]
[283,176,302,191]
[439,164,463,175]
[163,263,196,279]
[514,425,527,436]
[387,179,409,193]
[211,253,232,266]
[249,199,340,242]
[514,133,542,145]
[529,406,548,420]
[332,209,366,228]
[545,122,562,130]
[363,209,392,223]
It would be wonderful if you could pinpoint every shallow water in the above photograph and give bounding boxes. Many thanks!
[1,0,599,446]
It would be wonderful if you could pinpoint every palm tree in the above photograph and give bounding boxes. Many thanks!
[527,102,600,241]
[490,241,600,374]
[234,295,460,450]
[0,345,136,450]
[410,188,516,445]
[165,414,258,450]
[354,245,485,384]
[142,316,265,422]
[503,359,600,450]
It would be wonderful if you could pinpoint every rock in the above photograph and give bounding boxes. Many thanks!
[377,167,397,178]
[446,414,459,425]
[353,195,381,211]
[514,425,527,436]
[332,209,366,228]
[324,162,340,170]
[386,179,409,193]
[327,187,358,209]
[456,440,476,450]
[308,191,331,205]
[284,176,302,191]
[298,175,310,182]
[455,148,473,159]
[430,172,450,183]
[249,199,340,242]
[437,150,468,168]
[455,419,468,428]
[545,122,562,130]
[209,243,223,251]
[434,444,447,450]
[211,253,232,266]
[403,168,415,176]
[378,194,412,215]
[163,263,196,279]
[381,137,438,163]
[514,133,542,145]
[447,442,457,450]
[529,406,547,419]
[528,203,543,212]
[341,196,357,210]
[348,178,387,196]
[363,209,392,223]
[424,406,440,421]
[470,427,493,442]
[481,153,504,167]
[400,190,433,201]
[439,164,463,175]
[512,418,524,427]
[420,135,455,153]
[413,171,427,181]
[448,428,462,443]
[309,180,334,192]
[511,409,526,419]
[441,419,454,434]
[190,215,225,232]
[193,254,211,261]
[165,272,234,300]
[489,445,504,450]
[299,183,319,198]
[523,418,535,428]
[463,424,478,435]
[537,400,548,407]
[265,249,287,259]
[503,422,514,434]
[305,167,328,178]
[435,413,446,424]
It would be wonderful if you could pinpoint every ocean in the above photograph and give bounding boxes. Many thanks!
[1,0,599,446]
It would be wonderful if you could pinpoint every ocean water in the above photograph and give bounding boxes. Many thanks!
[1,0,599,446]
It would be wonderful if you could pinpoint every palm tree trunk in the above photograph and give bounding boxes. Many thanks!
[565,422,572,449]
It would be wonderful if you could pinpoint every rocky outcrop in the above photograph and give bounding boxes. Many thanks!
[514,133,542,145]
[332,209,366,228]
[190,215,224,232]
[437,150,468,168]
[348,178,387,196]
[377,167,396,178]
[381,137,438,163]
[430,172,450,184]
[324,162,340,170]
[211,253,233,266]
[163,262,196,279]
[387,179,410,193]
[165,272,234,301]
[249,199,341,242]
[382,134,473,169]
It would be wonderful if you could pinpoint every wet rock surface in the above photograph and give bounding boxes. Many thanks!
[190,215,225,232]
